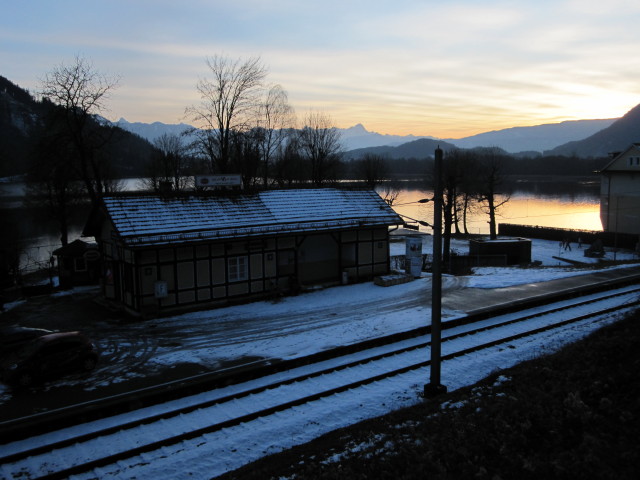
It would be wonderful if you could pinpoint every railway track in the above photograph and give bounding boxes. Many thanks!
[1,284,638,480]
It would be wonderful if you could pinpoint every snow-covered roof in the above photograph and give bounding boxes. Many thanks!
[101,189,403,247]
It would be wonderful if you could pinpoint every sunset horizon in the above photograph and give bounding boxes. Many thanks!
[3,1,640,139]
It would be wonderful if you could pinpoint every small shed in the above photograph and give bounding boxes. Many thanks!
[52,239,101,288]
[84,188,403,315]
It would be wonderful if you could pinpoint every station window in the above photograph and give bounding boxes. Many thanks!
[228,256,248,282]
[74,257,87,272]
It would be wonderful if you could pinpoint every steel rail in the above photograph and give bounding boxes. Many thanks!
[4,270,639,444]
[3,285,638,467]
[3,290,638,479]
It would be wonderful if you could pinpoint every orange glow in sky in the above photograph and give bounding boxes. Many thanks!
[3,1,640,138]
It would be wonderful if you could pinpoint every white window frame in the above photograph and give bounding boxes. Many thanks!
[227,256,248,282]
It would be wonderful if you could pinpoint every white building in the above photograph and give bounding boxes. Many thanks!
[599,143,640,235]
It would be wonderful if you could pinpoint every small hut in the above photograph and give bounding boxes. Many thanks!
[52,239,101,288]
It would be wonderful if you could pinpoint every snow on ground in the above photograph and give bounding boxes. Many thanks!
[1,237,638,388]
[1,237,639,479]
[98,238,637,382]
[4,292,638,480]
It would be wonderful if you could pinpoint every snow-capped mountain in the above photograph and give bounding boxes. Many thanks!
[339,123,434,150]
[115,118,195,143]
[114,117,619,154]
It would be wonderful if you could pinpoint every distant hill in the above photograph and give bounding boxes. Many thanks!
[343,138,459,160]
[0,75,47,176]
[547,103,640,158]
[0,76,157,178]
[446,119,616,154]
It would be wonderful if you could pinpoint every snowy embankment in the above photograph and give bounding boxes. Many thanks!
[4,288,637,480]
[2,238,637,384]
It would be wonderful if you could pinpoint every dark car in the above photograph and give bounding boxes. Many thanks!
[1,331,99,387]
[0,325,54,359]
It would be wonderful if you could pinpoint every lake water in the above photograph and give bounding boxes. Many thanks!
[1,179,602,273]
[390,184,602,234]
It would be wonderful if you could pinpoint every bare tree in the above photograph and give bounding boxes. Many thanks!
[353,153,389,188]
[380,184,401,206]
[273,130,306,187]
[230,129,262,188]
[457,153,483,235]
[26,120,85,247]
[186,55,267,174]
[39,55,119,207]
[255,85,295,186]
[298,111,344,185]
[476,148,511,240]
[143,133,190,192]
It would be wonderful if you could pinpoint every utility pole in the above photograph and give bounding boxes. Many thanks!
[424,146,447,398]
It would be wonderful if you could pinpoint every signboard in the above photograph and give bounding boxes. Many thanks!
[83,249,101,261]
[154,280,168,299]
[195,175,243,188]
[405,235,423,278]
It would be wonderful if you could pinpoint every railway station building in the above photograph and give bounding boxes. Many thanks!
[84,188,403,316]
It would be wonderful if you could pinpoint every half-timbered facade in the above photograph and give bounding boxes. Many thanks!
[85,188,402,315]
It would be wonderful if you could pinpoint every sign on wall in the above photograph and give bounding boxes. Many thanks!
[195,175,243,188]
[154,280,168,299]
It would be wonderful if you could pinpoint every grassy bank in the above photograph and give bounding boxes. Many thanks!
[222,309,640,479]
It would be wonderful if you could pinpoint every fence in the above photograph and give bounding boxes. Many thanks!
[498,223,640,250]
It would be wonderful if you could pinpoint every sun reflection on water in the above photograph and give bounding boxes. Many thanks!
[390,190,601,235]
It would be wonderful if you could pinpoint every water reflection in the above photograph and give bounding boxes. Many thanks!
[385,187,601,234]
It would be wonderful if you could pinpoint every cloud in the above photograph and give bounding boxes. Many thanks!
[3,0,640,135]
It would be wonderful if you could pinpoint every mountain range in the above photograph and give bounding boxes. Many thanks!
[3,71,640,174]
[116,115,621,156]
[545,103,640,157]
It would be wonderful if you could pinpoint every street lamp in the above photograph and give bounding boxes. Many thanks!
[393,198,433,207]
[424,147,447,398]
[397,213,431,228]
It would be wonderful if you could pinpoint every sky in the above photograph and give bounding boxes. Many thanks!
[3,0,640,138]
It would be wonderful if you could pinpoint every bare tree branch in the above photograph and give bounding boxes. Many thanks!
[186,55,267,174]
[298,111,344,186]
[39,55,120,206]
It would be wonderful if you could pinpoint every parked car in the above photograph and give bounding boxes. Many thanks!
[1,331,99,387]
[0,325,53,359]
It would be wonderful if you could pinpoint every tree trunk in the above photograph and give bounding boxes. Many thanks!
[488,195,497,240]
